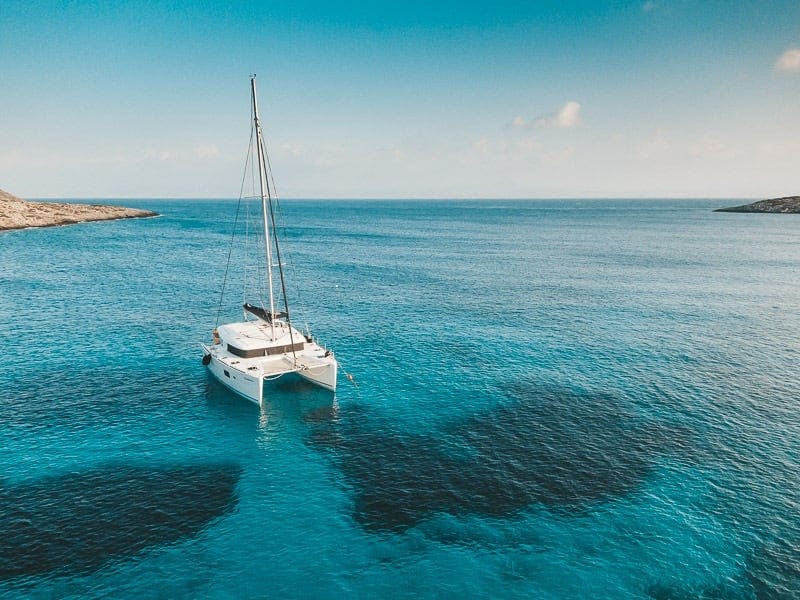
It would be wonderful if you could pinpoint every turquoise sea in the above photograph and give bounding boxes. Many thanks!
[1,199,798,598]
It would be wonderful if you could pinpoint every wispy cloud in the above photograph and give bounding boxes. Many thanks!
[277,142,344,168]
[472,137,490,154]
[690,137,741,160]
[515,137,543,153]
[510,101,582,130]
[468,135,574,167]
[279,143,305,157]
[194,144,220,159]
[144,148,175,161]
[775,48,800,73]
[375,145,406,162]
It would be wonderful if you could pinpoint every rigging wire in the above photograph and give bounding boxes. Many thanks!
[267,139,356,389]
[249,95,272,318]
[263,136,312,336]
[242,193,249,310]
[255,205,269,318]
[243,132,257,313]
[215,126,255,329]
[255,120,297,357]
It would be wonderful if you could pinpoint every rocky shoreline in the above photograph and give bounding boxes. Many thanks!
[0,189,158,231]
[715,196,800,214]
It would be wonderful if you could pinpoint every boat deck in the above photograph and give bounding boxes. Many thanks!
[209,319,333,378]
[213,348,305,378]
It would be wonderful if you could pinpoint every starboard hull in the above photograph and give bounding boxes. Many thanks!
[296,360,338,391]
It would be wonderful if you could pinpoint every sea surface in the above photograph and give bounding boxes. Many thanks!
[1,199,798,599]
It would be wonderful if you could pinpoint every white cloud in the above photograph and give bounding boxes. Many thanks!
[194,144,220,159]
[472,137,490,154]
[509,115,528,129]
[775,48,800,73]
[531,101,582,129]
[144,148,175,161]
[555,101,582,128]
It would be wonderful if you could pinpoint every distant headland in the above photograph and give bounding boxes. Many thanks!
[715,196,800,214]
[0,189,158,231]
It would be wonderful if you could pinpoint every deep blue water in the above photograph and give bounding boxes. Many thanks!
[1,199,799,598]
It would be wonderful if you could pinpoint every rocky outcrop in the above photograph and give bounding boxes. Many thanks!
[0,189,158,231]
[715,196,800,213]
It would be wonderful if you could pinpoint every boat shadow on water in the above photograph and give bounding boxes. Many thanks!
[0,463,242,581]
[304,380,694,534]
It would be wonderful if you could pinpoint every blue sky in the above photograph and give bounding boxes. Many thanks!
[1,0,798,198]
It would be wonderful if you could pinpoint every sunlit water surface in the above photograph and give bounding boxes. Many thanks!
[1,199,798,598]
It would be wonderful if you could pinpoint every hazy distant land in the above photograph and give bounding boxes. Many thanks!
[715,196,800,214]
[0,189,158,231]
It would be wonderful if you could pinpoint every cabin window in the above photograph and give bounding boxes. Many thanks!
[227,342,305,358]
[224,370,230,378]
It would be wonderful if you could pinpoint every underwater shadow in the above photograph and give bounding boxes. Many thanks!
[0,462,242,579]
[306,381,691,533]
[746,537,800,600]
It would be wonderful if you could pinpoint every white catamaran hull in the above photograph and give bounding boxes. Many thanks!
[202,318,337,405]
[295,359,338,391]
[204,349,265,404]
[204,347,338,405]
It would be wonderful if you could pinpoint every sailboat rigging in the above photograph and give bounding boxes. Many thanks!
[201,76,338,405]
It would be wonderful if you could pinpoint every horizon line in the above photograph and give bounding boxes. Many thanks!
[24,196,764,202]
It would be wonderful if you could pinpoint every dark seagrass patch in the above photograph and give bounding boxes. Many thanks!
[0,463,241,579]
[307,382,692,532]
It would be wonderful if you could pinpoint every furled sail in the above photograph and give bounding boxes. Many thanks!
[243,302,288,323]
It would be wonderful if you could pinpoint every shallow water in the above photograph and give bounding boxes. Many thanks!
[1,199,798,598]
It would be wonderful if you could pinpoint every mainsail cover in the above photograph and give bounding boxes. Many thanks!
[243,303,288,322]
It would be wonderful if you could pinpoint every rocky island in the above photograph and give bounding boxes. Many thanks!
[0,188,158,231]
[715,196,800,214]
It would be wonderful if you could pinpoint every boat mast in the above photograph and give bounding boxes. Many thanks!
[250,76,277,338]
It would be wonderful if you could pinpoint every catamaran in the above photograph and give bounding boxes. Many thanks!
[201,76,337,405]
